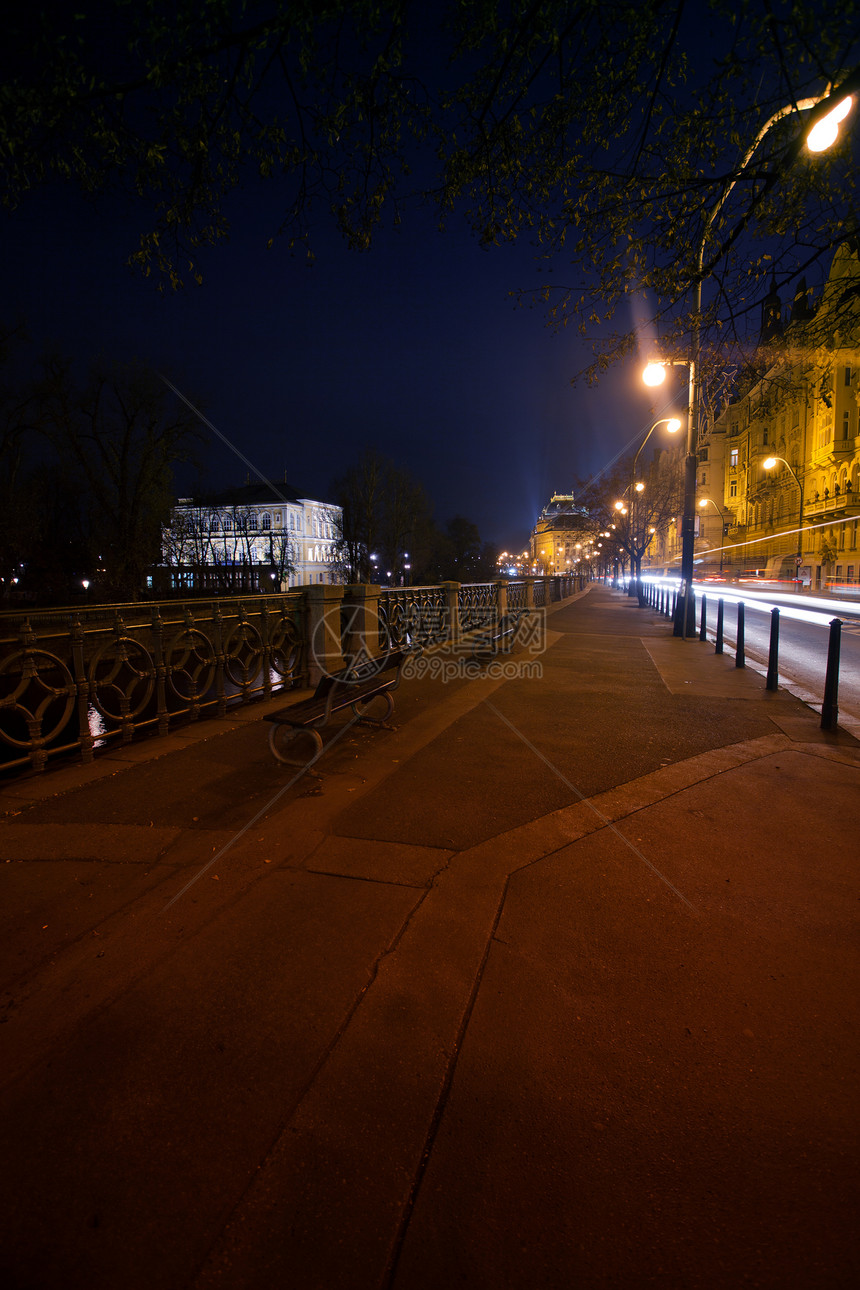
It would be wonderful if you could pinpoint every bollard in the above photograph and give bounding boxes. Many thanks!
[821,618,842,731]
[735,600,745,668]
[699,593,707,642]
[715,598,724,655]
[766,607,780,691]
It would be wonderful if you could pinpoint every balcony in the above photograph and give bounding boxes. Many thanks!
[804,492,859,518]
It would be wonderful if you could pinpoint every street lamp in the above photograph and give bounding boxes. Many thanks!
[763,456,805,587]
[627,417,682,598]
[698,498,726,574]
[644,83,853,636]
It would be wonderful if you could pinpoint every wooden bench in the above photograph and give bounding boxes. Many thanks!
[264,649,413,766]
[470,611,523,662]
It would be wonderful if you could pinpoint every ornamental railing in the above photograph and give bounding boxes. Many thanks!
[0,596,303,775]
[1,575,584,776]
[376,586,450,651]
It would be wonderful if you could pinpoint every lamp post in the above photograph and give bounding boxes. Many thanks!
[643,83,854,636]
[629,416,682,599]
[698,497,727,574]
[763,455,805,587]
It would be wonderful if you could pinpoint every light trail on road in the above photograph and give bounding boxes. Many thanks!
[637,576,860,734]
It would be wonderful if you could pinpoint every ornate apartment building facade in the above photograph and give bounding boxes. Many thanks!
[701,244,860,588]
[161,481,343,591]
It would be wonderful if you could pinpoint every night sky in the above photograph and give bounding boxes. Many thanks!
[2,170,664,552]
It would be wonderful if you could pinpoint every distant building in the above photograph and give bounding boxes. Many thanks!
[160,480,343,592]
[530,494,594,574]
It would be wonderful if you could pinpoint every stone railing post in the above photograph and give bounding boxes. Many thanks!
[523,578,536,609]
[439,581,461,647]
[494,579,508,620]
[304,584,346,685]
[342,584,382,659]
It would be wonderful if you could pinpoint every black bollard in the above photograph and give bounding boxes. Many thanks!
[715,598,724,655]
[699,593,708,641]
[735,600,745,668]
[821,618,842,731]
[766,607,780,691]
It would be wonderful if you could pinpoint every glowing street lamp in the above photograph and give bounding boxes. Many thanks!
[763,455,805,584]
[643,362,667,386]
[807,95,853,152]
[644,83,853,635]
[698,497,726,574]
[627,417,682,596]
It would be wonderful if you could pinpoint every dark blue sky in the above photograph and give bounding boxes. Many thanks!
[3,176,664,550]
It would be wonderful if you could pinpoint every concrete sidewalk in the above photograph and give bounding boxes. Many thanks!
[1,585,858,1289]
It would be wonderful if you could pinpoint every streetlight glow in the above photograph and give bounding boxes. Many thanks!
[807,95,853,152]
[642,362,667,386]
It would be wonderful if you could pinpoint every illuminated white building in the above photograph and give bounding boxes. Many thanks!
[161,481,342,591]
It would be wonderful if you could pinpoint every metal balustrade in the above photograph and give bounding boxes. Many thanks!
[0,596,304,775]
[458,582,497,633]
[1,575,584,775]
[376,586,450,651]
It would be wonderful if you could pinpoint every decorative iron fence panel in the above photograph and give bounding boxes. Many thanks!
[376,587,450,651]
[0,595,303,775]
[458,583,497,633]
[506,581,528,614]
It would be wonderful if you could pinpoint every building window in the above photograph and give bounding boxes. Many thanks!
[846,366,853,386]
[699,447,709,462]
[730,448,739,469]
[260,512,271,529]
[249,513,258,530]
[730,479,738,498]
[843,410,851,440]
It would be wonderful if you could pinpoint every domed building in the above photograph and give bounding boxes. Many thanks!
[530,493,595,574]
